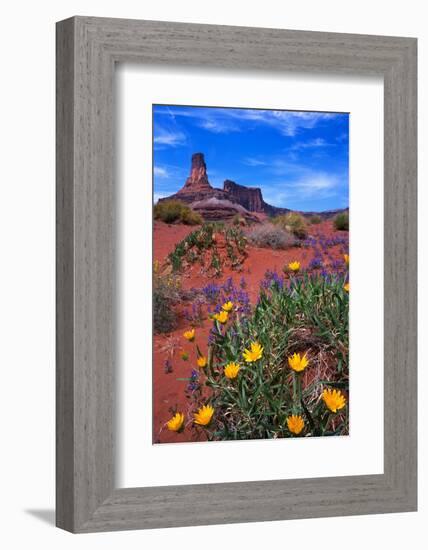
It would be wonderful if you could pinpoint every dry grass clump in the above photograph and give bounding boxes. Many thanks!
[154,200,203,225]
[153,262,182,333]
[333,212,349,231]
[246,223,296,249]
[272,212,308,239]
[308,214,322,225]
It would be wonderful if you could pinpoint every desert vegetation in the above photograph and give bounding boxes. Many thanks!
[246,223,296,250]
[179,270,349,440]
[167,223,248,277]
[154,199,203,225]
[272,212,308,239]
[333,211,349,231]
[308,214,322,225]
[153,215,349,443]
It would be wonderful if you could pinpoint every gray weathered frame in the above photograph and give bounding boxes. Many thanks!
[56,16,417,533]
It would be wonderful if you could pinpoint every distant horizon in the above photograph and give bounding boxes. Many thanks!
[153,104,349,212]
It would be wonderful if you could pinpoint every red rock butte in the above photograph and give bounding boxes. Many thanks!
[158,152,347,221]
[159,152,289,221]
[178,152,213,194]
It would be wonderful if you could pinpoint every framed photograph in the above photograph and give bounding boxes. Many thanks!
[56,16,417,532]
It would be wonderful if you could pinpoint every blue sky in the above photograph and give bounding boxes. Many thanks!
[153,104,349,212]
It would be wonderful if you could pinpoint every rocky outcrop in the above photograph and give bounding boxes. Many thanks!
[223,180,264,212]
[162,153,230,206]
[158,153,290,220]
[178,153,213,194]
[222,179,285,215]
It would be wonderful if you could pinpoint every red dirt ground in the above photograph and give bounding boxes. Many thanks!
[153,220,348,443]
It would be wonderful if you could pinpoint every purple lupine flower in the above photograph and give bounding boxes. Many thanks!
[202,283,220,303]
[309,257,323,270]
[222,276,234,294]
[331,259,343,271]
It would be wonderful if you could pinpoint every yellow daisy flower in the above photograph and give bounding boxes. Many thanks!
[183,329,195,342]
[197,356,207,368]
[193,405,214,426]
[344,254,350,266]
[224,362,240,379]
[288,352,309,373]
[213,310,228,324]
[222,301,234,312]
[286,414,305,435]
[288,261,301,273]
[166,412,185,432]
[343,282,350,292]
[322,388,346,413]
[243,341,263,362]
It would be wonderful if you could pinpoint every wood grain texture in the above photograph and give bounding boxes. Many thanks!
[56,16,417,533]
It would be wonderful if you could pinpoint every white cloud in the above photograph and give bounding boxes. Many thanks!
[291,138,334,150]
[242,157,267,167]
[154,165,169,178]
[198,119,240,134]
[153,125,186,147]
[262,173,342,207]
[154,106,342,137]
[293,174,339,197]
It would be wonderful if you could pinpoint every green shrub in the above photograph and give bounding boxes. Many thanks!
[246,223,296,249]
[180,207,203,225]
[272,212,308,239]
[184,273,349,441]
[153,265,182,333]
[333,212,349,231]
[309,215,322,225]
[168,223,247,276]
[154,200,203,225]
[232,214,246,227]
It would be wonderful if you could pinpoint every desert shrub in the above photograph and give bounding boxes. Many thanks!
[178,272,349,441]
[154,200,202,225]
[333,212,349,231]
[168,223,247,276]
[246,223,296,249]
[180,207,203,225]
[272,212,308,239]
[153,265,182,333]
[309,215,322,225]
[232,214,246,227]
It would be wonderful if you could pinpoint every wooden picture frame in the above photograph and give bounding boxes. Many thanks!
[56,16,417,533]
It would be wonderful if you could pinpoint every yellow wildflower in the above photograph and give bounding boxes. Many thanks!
[344,254,349,266]
[288,261,301,273]
[322,388,346,413]
[213,310,228,324]
[243,341,263,362]
[197,356,207,368]
[343,282,350,293]
[286,414,305,435]
[193,405,214,426]
[166,412,185,432]
[224,362,240,379]
[288,352,309,373]
[222,301,234,312]
[183,329,195,342]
